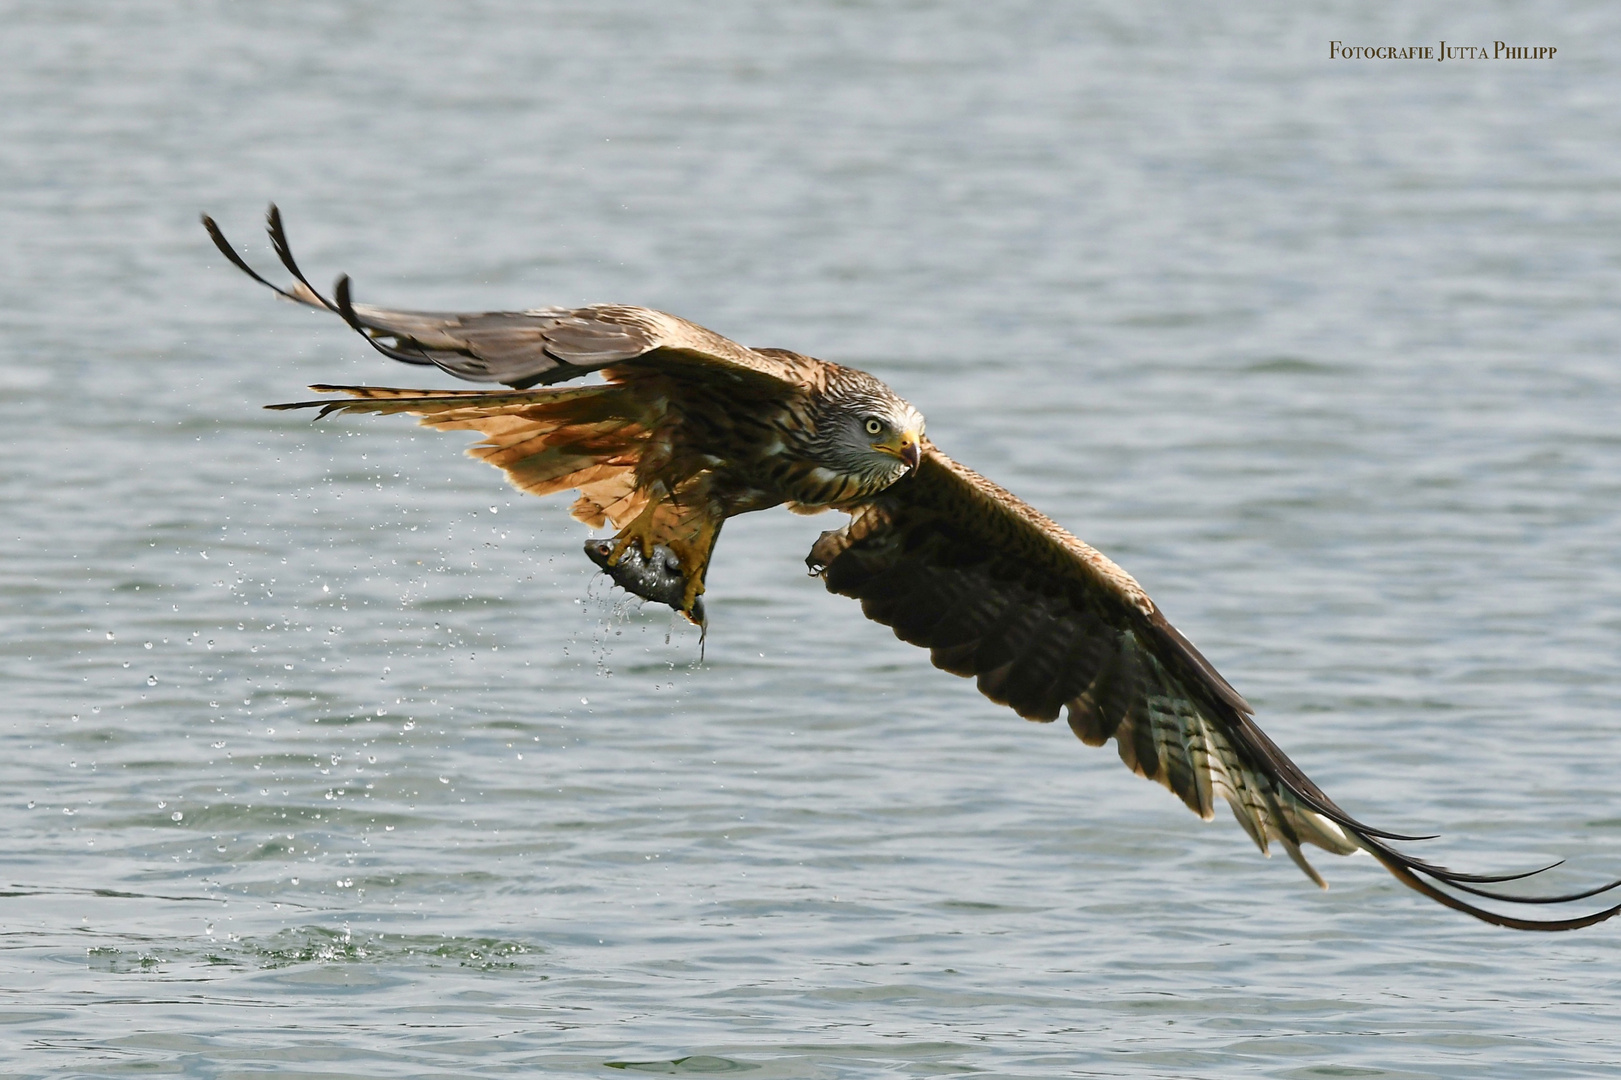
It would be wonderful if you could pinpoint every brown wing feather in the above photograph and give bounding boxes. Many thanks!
[204,206,809,390]
[267,384,658,530]
[812,445,1621,929]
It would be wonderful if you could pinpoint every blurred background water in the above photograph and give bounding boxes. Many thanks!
[3,2,1621,1076]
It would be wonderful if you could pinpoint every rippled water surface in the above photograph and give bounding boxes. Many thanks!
[5,3,1621,1076]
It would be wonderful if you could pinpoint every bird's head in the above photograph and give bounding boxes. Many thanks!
[814,371,926,491]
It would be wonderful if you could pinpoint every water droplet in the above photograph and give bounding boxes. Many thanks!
[26,801,34,809]
[290,877,300,885]
[489,506,498,514]
[146,676,157,686]
[157,801,166,809]
[171,811,183,822]
[105,631,114,641]
[143,642,153,650]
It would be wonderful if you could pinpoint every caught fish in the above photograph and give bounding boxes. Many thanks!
[584,539,706,629]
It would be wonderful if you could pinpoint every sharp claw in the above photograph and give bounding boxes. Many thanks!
[679,577,705,615]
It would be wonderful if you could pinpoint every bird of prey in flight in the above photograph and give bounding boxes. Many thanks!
[204,207,1620,931]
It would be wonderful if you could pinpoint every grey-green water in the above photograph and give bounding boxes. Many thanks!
[5,2,1621,1076]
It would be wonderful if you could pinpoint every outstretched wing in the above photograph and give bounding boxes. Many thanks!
[809,445,1621,930]
[267,383,658,527]
[203,206,810,389]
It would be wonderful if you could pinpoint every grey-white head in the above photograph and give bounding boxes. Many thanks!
[808,369,927,493]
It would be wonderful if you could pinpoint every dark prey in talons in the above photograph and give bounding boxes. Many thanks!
[209,204,1621,931]
[584,538,707,631]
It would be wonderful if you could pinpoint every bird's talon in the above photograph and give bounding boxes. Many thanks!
[606,518,659,567]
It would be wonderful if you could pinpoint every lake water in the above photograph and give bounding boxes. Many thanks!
[4,2,1621,1076]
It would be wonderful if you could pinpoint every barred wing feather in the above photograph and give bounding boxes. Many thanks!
[810,446,1621,930]
[202,206,800,389]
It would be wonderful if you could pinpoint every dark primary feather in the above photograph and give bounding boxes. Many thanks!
[202,205,804,390]
[810,446,1621,930]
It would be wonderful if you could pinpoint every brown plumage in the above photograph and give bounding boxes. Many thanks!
[206,206,1621,931]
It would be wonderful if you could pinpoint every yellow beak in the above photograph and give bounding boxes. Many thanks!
[878,429,922,471]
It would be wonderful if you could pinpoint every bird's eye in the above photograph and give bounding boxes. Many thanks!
[864,418,884,436]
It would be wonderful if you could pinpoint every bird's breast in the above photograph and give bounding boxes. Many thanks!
[772,463,874,509]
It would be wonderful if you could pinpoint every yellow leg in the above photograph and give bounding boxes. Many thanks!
[665,516,720,614]
[606,498,663,566]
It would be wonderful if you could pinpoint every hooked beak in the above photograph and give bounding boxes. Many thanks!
[899,433,921,471]
[879,429,922,472]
